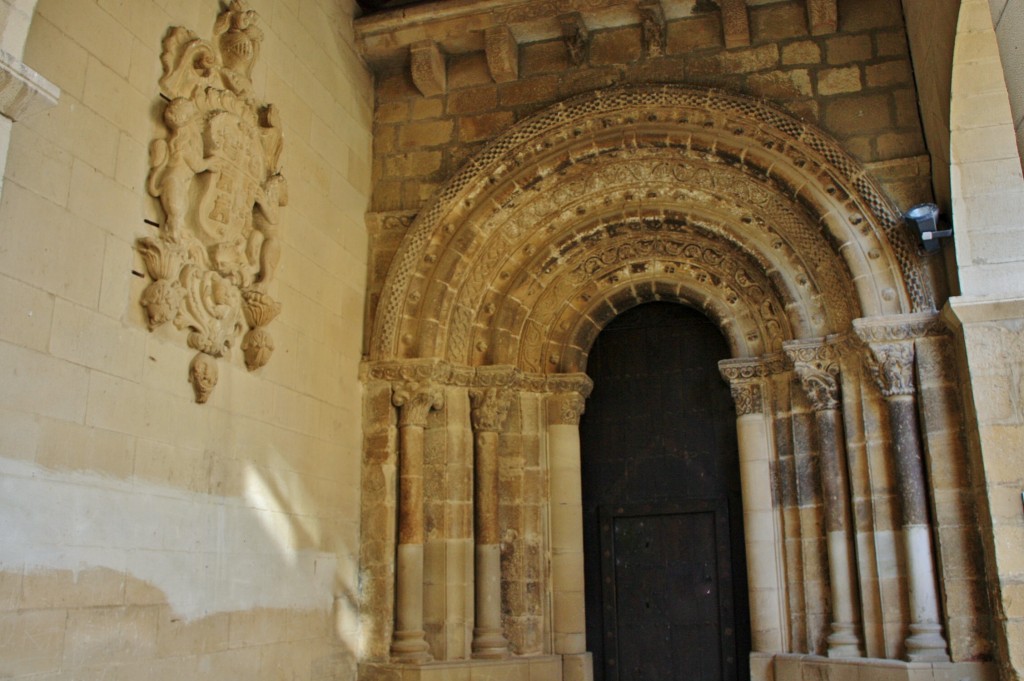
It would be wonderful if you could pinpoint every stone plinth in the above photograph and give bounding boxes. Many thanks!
[359,655,563,681]
[753,652,998,681]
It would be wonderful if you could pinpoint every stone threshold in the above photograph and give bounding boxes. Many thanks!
[360,654,563,681]
[755,652,998,681]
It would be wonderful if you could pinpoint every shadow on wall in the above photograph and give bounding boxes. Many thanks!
[0,451,361,677]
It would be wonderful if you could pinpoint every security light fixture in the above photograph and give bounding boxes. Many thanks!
[904,202,953,253]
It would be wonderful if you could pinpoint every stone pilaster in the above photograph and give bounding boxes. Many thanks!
[784,336,863,658]
[720,353,788,653]
[545,374,593,681]
[854,315,950,663]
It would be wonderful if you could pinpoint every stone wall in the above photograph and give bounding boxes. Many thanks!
[368,0,931,217]
[0,0,372,679]
[989,0,1024,169]
[363,0,942,342]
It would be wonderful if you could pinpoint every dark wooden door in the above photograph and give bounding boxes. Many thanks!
[580,303,750,681]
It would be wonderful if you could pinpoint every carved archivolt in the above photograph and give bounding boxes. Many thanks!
[137,0,286,403]
[370,85,932,367]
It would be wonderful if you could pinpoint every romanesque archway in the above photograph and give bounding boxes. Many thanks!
[360,85,971,681]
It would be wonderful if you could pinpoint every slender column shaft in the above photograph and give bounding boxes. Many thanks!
[815,407,862,657]
[859,337,949,662]
[886,394,947,660]
[785,338,863,657]
[470,386,512,659]
[390,383,443,663]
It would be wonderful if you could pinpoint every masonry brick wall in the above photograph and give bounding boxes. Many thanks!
[368,0,930,215]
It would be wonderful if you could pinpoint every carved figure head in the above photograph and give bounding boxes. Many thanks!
[189,352,218,403]
[163,97,199,130]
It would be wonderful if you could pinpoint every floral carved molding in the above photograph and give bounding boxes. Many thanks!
[137,1,286,403]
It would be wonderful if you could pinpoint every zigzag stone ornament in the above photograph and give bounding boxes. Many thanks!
[137,0,286,403]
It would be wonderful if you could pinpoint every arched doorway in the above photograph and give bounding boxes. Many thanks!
[359,85,967,681]
[580,302,749,681]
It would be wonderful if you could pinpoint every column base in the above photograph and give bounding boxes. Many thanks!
[390,629,432,664]
[471,627,510,659]
[826,622,863,658]
[754,652,994,681]
[905,623,950,662]
[360,654,563,681]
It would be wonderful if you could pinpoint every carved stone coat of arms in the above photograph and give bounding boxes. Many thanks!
[137,0,286,403]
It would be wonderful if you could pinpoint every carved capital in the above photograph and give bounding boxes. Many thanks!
[784,337,847,411]
[559,13,589,65]
[393,381,445,428]
[730,382,764,416]
[410,40,446,97]
[469,387,513,433]
[484,25,518,83]
[795,365,840,411]
[853,314,943,398]
[548,392,587,425]
[861,341,916,398]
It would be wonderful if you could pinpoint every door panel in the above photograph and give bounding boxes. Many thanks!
[600,503,734,681]
[580,302,749,681]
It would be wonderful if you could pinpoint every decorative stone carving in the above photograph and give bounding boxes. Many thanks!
[548,392,587,425]
[484,26,518,83]
[638,2,665,58]
[784,337,849,411]
[371,86,932,363]
[138,0,286,403]
[392,381,445,428]
[730,382,764,416]
[469,388,513,432]
[861,341,915,398]
[720,354,786,416]
[559,13,589,65]
[852,313,944,398]
[410,40,446,97]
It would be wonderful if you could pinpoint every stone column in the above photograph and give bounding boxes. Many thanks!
[784,337,863,658]
[855,318,949,662]
[720,355,788,653]
[390,380,445,663]
[469,380,514,659]
[546,375,594,681]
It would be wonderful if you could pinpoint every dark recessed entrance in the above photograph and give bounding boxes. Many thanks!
[580,302,750,681]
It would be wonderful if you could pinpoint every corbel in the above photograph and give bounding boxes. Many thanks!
[638,1,666,58]
[719,0,750,49]
[559,12,589,66]
[484,25,519,83]
[409,39,446,97]
[807,0,838,36]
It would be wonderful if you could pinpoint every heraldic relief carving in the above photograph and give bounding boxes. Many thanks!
[137,0,286,403]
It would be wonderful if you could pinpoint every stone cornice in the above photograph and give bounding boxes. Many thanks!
[0,50,59,122]
[354,0,791,64]
[851,312,946,344]
[361,359,593,395]
[718,352,787,384]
